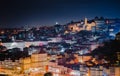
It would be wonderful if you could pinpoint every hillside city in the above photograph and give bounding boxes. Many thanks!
[0,17,120,76]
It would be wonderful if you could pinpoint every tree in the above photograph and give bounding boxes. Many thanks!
[44,72,53,76]
[91,40,120,65]
[95,16,99,20]
[100,16,104,20]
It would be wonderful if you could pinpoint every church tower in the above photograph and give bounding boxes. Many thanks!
[85,17,88,25]
[83,17,88,30]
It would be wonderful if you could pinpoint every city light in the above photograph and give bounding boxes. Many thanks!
[0,0,120,75]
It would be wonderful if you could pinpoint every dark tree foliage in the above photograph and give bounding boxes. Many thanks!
[91,40,120,64]
[44,72,53,76]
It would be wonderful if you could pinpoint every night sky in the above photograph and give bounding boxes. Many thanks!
[0,0,120,27]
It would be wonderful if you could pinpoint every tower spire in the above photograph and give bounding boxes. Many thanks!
[85,17,87,25]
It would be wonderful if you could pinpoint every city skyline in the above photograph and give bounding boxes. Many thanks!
[0,0,120,27]
[0,3,120,75]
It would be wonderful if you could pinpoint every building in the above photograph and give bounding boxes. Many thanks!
[84,18,96,31]
[67,21,82,33]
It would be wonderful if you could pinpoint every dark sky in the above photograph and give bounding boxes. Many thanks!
[0,0,120,27]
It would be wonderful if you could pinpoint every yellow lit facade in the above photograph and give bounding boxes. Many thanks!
[84,18,96,31]
[19,53,48,74]
[68,23,81,32]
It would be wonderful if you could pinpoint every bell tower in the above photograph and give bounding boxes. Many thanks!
[85,17,87,25]
[83,17,88,30]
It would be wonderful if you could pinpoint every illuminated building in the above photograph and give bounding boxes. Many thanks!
[83,18,96,31]
[78,55,92,63]
[103,67,120,76]
[67,21,82,32]
[17,52,48,75]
